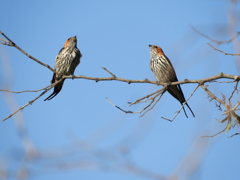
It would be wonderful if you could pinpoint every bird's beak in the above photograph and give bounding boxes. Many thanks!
[149,44,152,47]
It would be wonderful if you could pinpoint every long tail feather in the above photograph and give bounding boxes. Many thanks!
[185,102,195,117]
[181,104,188,118]
[44,79,65,101]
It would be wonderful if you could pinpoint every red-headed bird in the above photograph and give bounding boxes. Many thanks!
[44,36,82,101]
[149,44,194,118]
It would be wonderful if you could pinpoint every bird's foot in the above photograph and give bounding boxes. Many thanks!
[72,75,77,80]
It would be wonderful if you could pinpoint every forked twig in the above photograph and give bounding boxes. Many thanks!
[2,79,63,121]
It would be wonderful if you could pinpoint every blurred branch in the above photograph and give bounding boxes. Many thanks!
[227,0,240,70]
[208,43,240,56]
[191,25,240,44]
[200,84,240,136]
[201,128,226,138]
[228,133,240,138]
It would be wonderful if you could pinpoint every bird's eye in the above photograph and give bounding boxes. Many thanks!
[154,46,157,48]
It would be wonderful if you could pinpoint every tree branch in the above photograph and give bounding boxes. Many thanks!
[207,43,240,56]
[61,72,240,85]
[191,25,240,44]
[2,79,63,121]
[0,31,56,73]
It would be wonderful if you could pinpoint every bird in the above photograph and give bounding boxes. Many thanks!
[149,44,194,118]
[44,36,82,101]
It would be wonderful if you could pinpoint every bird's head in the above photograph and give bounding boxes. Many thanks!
[149,44,164,56]
[64,36,77,48]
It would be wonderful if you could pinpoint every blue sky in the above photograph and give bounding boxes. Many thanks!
[1,1,240,180]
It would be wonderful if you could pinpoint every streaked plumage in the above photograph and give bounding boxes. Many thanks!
[44,36,82,101]
[149,44,194,118]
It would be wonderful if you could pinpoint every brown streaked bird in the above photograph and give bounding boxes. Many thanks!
[44,36,82,101]
[149,44,194,118]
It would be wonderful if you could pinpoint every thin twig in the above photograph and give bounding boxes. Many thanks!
[0,38,10,45]
[229,81,239,101]
[2,79,63,122]
[106,89,166,117]
[228,133,240,138]
[0,31,56,73]
[140,92,165,117]
[163,85,199,122]
[0,85,52,93]
[215,81,236,83]
[222,102,240,116]
[106,97,138,114]
[201,128,226,138]
[208,43,240,56]
[101,67,116,78]
[191,25,240,44]
[200,84,226,106]
[2,90,48,122]
[128,88,165,106]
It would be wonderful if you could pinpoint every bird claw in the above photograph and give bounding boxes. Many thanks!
[72,75,77,80]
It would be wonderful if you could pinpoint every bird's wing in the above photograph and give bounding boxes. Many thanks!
[55,47,65,70]
[75,49,81,66]
[67,48,81,75]
[164,55,178,82]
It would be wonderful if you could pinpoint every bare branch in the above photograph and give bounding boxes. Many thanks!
[191,25,240,44]
[208,43,240,56]
[101,67,116,78]
[1,71,239,122]
[228,133,240,138]
[222,102,240,115]
[61,72,240,86]
[106,89,166,117]
[229,81,239,101]
[1,31,240,126]
[201,128,226,138]
[0,31,56,73]
[2,79,63,122]
[139,92,164,117]
[128,88,165,106]
[0,85,52,93]
[106,97,136,114]
[200,84,226,106]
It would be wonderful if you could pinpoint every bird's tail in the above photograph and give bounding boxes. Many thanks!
[179,101,195,118]
[185,102,195,117]
[167,85,195,118]
[182,105,188,118]
[44,79,65,101]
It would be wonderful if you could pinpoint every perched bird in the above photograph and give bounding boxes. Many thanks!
[44,36,82,101]
[149,44,194,118]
